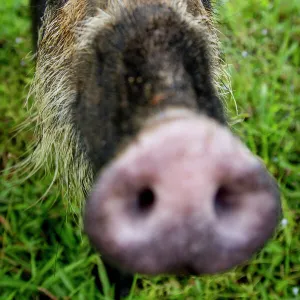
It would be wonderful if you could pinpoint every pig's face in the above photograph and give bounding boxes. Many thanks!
[74,4,281,275]
[75,4,224,171]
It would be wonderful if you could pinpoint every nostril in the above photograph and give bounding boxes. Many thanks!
[137,187,156,213]
[214,186,237,217]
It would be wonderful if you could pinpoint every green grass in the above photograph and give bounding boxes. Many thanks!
[1,0,299,299]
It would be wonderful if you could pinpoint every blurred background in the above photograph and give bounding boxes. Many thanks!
[0,0,299,299]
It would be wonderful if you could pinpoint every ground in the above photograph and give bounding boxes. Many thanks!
[0,0,299,299]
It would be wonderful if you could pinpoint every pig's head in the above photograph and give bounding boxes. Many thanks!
[74,3,281,275]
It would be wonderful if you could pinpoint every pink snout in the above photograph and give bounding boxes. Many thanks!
[84,113,280,275]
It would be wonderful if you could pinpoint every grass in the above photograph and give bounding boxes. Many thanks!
[0,0,299,299]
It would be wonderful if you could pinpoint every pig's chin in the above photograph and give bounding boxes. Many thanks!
[84,110,280,275]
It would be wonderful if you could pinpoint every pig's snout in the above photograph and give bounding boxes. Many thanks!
[84,113,280,275]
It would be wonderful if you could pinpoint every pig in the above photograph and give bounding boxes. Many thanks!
[28,0,280,297]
